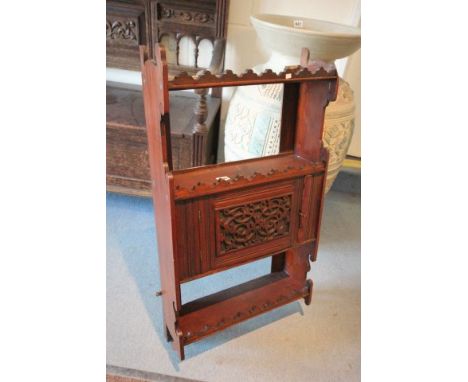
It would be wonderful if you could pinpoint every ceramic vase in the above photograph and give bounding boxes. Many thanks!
[223,14,360,192]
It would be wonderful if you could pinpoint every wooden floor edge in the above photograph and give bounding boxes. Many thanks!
[106,365,201,382]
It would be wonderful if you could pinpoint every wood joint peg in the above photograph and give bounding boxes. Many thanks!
[304,279,313,305]
[298,210,306,228]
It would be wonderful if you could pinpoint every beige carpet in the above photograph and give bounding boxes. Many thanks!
[107,190,360,381]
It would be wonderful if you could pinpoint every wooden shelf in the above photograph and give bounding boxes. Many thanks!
[178,271,309,345]
[173,153,325,200]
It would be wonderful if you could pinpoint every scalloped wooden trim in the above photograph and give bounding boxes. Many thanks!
[173,160,326,200]
[168,62,338,90]
[182,286,307,343]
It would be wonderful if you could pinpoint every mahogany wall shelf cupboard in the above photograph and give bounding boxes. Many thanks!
[106,0,229,196]
[141,45,338,360]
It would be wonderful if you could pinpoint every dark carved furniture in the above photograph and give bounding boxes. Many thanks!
[141,44,338,360]
[106,82,221,194]
[106,0,229,196]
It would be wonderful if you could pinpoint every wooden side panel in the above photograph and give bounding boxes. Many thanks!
[140,46,184,359]
[279,83,299,152]
[294,80,335,161]
[297,173,325,244]
[311,148,330,262]
[292,74,336,263]
[175,199,202,280]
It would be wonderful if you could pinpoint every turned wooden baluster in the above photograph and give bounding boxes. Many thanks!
[192,76,209,167]
[191,39,226,166]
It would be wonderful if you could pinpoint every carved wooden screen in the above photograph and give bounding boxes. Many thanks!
[106,0,229,72]
[152,0,228,72]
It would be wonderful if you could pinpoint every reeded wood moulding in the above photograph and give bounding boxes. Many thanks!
[140,44,338,360]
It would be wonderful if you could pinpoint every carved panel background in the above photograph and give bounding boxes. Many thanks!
[217,195,292,255]
[159,5,215,25]
[106,2,146,70]
[106,18,139,44]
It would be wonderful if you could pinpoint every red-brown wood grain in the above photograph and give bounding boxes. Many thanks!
[140,46,184,359]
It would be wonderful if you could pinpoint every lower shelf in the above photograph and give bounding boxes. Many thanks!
[178,271,311,345]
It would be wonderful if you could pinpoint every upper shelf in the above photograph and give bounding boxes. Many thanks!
[168,63,338,91]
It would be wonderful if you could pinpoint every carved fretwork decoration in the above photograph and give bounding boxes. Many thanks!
[218,195,292,254]
[106,19,138,42]
[106,0,228,72]
[194,87,208,133]
[169,64,338,90]
[191,87,209,166]
[160,5,215,25]
[173,157,326,200]
[182,286,307,342]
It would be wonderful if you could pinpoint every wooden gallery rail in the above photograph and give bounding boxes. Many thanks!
[140,45,338,360]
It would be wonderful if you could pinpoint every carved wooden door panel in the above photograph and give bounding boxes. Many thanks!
[207,181,300,269]
[174,179,307,281]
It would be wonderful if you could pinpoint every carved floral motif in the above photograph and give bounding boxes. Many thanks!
[106,19,138,41]
[160,6,214,25]
[218,195,292,254]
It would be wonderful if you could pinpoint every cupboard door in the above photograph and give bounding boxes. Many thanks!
[210,181,299,269]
